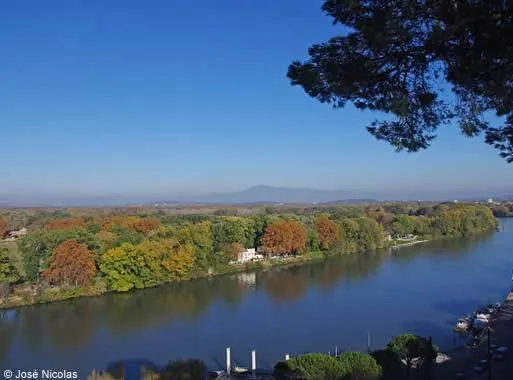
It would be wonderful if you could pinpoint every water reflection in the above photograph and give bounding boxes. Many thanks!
[389,232,495,262]
[1,228,503,367]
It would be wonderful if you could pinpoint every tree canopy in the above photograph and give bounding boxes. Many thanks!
[288,0,513,162]
[0,217,8,239]
[44,239,96,287]
[0,247,19,284]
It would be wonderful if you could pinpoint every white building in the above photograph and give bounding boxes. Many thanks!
[5,228,27,241]
[230,248,264,264]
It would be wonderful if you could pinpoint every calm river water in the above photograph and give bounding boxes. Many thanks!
[2,219,513,376]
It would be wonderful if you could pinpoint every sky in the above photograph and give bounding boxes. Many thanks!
[1,0,512,201]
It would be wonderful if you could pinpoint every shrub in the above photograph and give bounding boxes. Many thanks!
[337,352,382,380]
[274,353,349,380]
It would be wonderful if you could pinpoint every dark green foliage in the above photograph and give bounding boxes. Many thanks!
[18,229,103,281]
[211,217,250,251]
[274,353,349,380]
[27,210,71,230]
[289,1,513,162]
[110,226,144,247]
[391,215,417,237]
[159,359,207,379]
[159,214,211,226]
[86,223,101,234]
[387,333,437,377]
[370,349,403,380]
[0,247,19,283]
[491,205,511,217]
[337,352,382,380]
[18,231,46,281]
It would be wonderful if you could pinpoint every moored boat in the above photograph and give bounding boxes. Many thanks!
[232,365,249,374]
[454,318,471,333]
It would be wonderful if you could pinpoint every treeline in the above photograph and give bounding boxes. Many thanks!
[88,334,438,380]
[490,202,513,217]
[0,203,497,305]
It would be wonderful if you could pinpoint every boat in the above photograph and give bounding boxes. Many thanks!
[231,365,249,374]
[476,313,490,322]
[454,318,471,333]
[207,370,226,379]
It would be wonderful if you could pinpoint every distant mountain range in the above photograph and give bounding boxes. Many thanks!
[155,186,381,205]
[0,186,511,207]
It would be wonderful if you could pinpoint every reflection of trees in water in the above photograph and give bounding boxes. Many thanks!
[0,310,18,365]
[255,233,489,299]
[258,253,385,299]
[389,232,494,263]
[10,275,249,352]
[43,298,103,351]
[9,232,495,353]
[261,268,308,303]
[18,307,45,353]
[104,276,248,334]
[315,253,384,289]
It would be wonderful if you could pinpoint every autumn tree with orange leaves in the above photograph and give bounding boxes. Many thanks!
[261,220,306,256]
[131,218,161,236]
[98,216,160,237]
[314,214,340,250]
[44,217,86,231]
[44,239,96,287]
[0,217,7,239]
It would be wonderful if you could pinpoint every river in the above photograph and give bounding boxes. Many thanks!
[1,219,513,376]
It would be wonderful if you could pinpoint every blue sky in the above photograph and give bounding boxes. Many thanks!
[1,0,511,199]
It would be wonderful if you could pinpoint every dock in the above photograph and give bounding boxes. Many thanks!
[434,289,513,379]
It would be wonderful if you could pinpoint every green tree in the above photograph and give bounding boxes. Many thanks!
[133,239,170,287]
[370,349,403,380]
[159,359,207,379]
[0,247,19,283]
[356,217,385,251]
[176,221,213,271]
[110,225,144,247]
[212,217,249,251]
[387,334,435,378]
[337,352,382,380]
[18,231,46,281]
[288,1,513,162]
[86,223,101,234]
[99,243,143,291]
[0,217,7,239]
[391,216,416,237]
[248,214,271,248]
[274,353,349,380]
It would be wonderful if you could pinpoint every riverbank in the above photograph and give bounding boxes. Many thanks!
[390,239,430,249]
[0,235,466,310]
[0,249,333,310]
[434,289,513,379]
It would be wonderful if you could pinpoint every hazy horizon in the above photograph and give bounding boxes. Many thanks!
[1,184,511,207]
